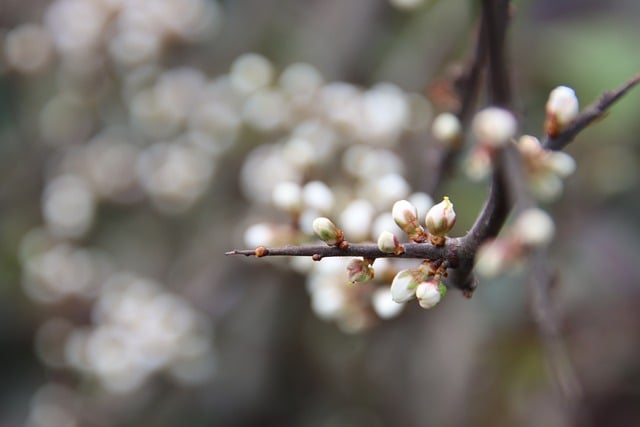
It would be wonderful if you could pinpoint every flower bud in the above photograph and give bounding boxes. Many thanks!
[432,112,462,147]
[425,196,456,241]
[472,107,517,147]
[371,287,404,319]
[475,239,513,278]
[272,181,302,213]
[512,208,555,247]
[312,217,343,246]
[346,258,374,284]
[546,151,576,178]
[390,269,419,303]
[392,199,427,242]
[377,231,404,255]
[545,86,579,137]
[415,279,447,309]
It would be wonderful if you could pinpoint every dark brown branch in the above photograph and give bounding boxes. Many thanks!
[543,73,640,151]
[227,239,462,265]
[482,0,512,108]
[443,0,514,293]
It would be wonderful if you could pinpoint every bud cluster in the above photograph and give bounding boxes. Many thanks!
[389,262,447,309]
[465,107,518,180]
[391,197,456,246]
[475,208,555,278]
[517,135,576,201]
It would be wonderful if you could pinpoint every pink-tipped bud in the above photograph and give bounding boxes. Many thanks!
[425,196,456,240]
[545,86,579,137]
[312,217,343,246]
[392,200,427,242]
[346,258,375,284]
[390,269,419,303]
[377,231,404,255]
[415,279,447,309]
[472,107,517,147]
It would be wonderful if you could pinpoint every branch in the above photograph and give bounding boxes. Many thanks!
[442,0,514,293]
[542,73,640,151]
[425,11,487,195]
[482,0,512,108]
[227,239,462,266]
[527,250,588,425]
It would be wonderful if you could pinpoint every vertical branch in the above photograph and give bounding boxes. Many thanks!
[528,251,586,425]
[481,0,512,107]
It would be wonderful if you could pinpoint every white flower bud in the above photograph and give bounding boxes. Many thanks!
[302,180,334,213]
[271,181,302,213]
[546,151,576,178]
[390,0,425,10]
[229,53,274,94]
[392,199,426,241]
[432,112,462,147]
[465,147,492,181]
[517,135,543,156]
[346,258,374,284]
[545,86,579,136]
[390,270,419,303]
[415,280,446,309]
[312,217,342,246]
[475,239,512,278]
[377,231,403,254]
[472,107,517,147]
[425,196,456,238]
[512,208,555,247]
[371,288,404,319]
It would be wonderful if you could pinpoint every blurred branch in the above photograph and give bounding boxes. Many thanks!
[527,251,585,422]
[425,9,487,194]
[543,73,640,151]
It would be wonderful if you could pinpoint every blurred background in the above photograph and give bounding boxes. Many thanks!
[1,0,640,426]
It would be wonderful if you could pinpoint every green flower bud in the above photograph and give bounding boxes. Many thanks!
[312,217,342,246]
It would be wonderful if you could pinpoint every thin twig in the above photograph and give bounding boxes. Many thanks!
[227,239,462,265]
[543,73,640,151]
[425,13,488,195]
